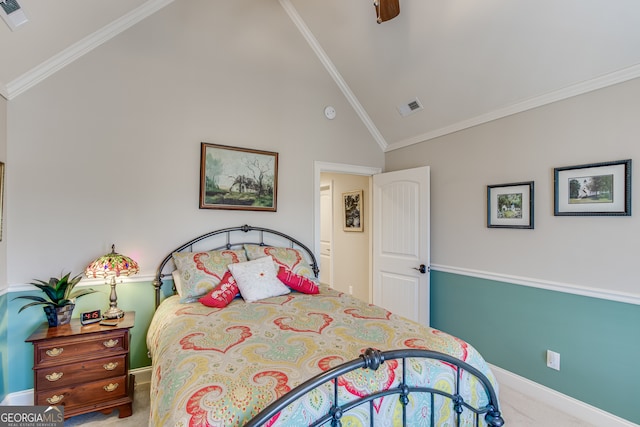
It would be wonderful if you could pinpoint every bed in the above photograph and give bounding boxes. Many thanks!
[147,225,504,426]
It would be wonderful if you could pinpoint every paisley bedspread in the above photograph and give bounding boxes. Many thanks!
[147,288,498,426]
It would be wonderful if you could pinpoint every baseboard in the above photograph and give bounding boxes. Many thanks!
[1,366,152,406]
[131,366,152,385]
[490,364,638,427]
[1,388,31,406]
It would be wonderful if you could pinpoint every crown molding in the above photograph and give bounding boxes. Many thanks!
[279,0,388,152]
[0,82,8,100]
[386,63,640,152]
[5,0,175,100]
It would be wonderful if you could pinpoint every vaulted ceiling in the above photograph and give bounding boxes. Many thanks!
[2,0,640,151]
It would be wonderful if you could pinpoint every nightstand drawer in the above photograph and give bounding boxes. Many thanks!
[34,330,127,367]
[35,374,129,409]
[35,354,127,390]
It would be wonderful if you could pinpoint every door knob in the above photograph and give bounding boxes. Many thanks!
[413,264,427,274]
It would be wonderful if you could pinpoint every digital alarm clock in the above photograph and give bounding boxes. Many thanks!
[80,309,102,325]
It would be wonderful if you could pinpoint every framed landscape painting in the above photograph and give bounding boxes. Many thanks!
[200,143,278,211]
[487,181,534,229]
[554,159,631,216]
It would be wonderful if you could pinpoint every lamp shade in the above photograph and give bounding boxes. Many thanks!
[85,244,139,279]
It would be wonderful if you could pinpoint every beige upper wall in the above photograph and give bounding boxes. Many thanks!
[5,0,383,286]
[385,77,640,297]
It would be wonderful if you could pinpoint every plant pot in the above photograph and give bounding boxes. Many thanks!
[43,304,75,327]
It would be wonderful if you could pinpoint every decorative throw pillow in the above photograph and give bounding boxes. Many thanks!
[171,270,184,297]
[198,271,239,308]
[227,256,290,303]
[172,249,247,303]
[277,266,319,294]
[244,244,317,281]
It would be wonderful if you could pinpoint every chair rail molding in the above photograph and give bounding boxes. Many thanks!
[432,264,640,306]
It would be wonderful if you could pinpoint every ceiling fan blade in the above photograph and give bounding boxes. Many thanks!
[374,0,400,24]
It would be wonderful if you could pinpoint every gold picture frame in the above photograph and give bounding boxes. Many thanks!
[343,190,363,232]
[199,143,278,212]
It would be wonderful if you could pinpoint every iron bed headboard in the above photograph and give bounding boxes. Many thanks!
[153,224,319,308]
[245,347,504,427]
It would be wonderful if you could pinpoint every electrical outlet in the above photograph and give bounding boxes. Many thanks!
[546,350,560,371]
[348,286,353,295]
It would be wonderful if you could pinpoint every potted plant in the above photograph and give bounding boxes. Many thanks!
[14,272,98,327]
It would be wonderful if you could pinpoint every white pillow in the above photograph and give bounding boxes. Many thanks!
[227,256,290,302]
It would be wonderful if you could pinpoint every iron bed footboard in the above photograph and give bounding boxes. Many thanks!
[245,348,504,427]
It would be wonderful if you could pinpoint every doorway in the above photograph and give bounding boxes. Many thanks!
[319,183,333,288]
[319,172,371,302]
[314,162,381,303]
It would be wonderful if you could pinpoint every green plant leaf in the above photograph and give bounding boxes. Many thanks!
[62,273,83,300]
[17,271,92,313]
[12,297,55,313]
[69,288,98,300]
[13,295,48,303]
[29,281,60,302]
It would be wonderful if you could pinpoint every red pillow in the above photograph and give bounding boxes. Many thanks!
[198,271,239,308]
[277,266,319,294]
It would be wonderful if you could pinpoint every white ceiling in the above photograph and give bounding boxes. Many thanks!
[2,0,640,151]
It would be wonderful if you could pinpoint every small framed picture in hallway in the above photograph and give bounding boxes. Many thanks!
[343,189,363,232]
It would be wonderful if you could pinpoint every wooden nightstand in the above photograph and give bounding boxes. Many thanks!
[25,312,135,419]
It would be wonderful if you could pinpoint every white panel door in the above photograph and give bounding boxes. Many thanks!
[319,184,333,287]
[373,166,430,326]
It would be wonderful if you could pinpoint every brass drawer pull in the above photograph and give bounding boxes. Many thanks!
[45,348,64,357]
[103,339,119,348]
[45,372,63,382]
[103,362,119,371]
[46,394,64,404]
[103,383,119,392]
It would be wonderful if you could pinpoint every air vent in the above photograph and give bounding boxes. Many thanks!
[1,0,28,31]
[397,97,424,118]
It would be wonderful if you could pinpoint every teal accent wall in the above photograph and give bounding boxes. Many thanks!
[431,270,640,425]
[4,281,158,394]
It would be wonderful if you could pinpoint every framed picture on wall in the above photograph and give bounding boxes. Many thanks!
[554,159,631,216]
[200,143,278,211]
[487,181,534,229]
[343,190,363,232]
